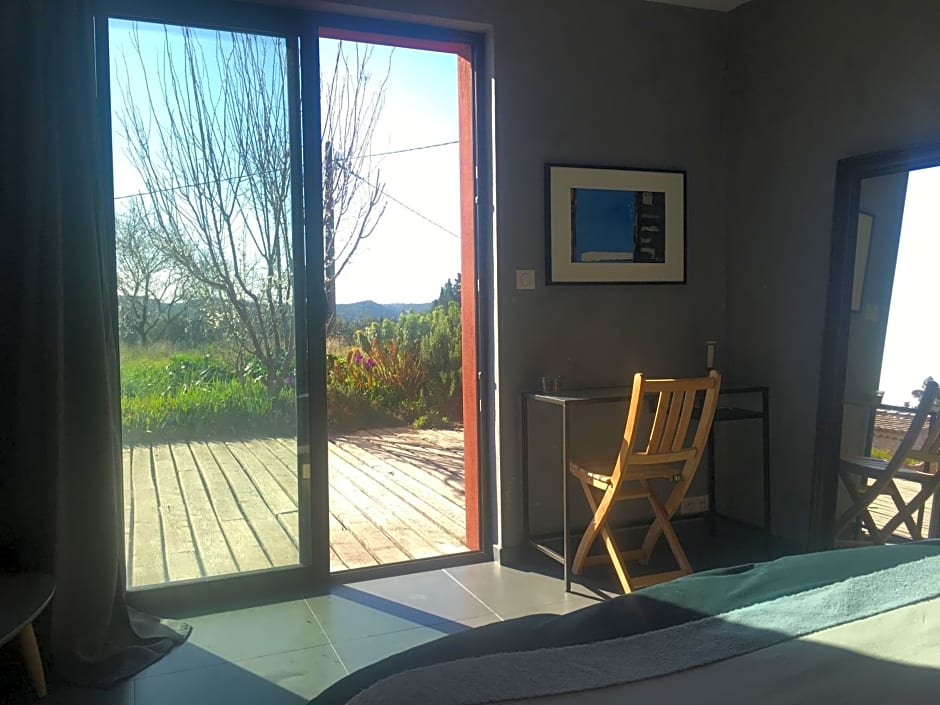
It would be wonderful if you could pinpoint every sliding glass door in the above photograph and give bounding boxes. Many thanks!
[99,3,318,594]
[96,1,486,604]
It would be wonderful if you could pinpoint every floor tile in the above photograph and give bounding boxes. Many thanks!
[496,594,601,620]
[444,562,603,618]
[135,660,304,705]
[172,600,329,664]
[231,645,347,700]
[306,569,494,642]
[332,615,500,674]
[133,641,226,680]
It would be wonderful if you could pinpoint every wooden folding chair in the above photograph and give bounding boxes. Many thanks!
[835,380,940,545]
[568,370,721,593]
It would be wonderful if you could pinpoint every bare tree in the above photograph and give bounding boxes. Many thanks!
[115,197,187,346]
[322,41,390,331]
[114,25,389,391]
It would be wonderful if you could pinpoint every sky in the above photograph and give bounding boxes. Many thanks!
[319,38,460,304]
[877,165,940,406]
[108,20,460,307]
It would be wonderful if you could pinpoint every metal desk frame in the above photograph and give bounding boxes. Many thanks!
[520,385,771,592]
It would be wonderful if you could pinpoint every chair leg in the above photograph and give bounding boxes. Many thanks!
[886,481,922,539]
[835,470,884,542]
[881,482,938,539]
[598,523,634,593]
[571,479,614,576]
[645,482,692,574]
[859,506,884,544]
[639,479,686,561]
[573,479,636,591]
[19,623,47,698]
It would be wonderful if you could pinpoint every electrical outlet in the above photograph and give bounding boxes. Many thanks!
[680,495,710,515]
[515,269,536,290]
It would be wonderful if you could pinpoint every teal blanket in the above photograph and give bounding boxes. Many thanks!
[313,542,940,705]
[349,546,940,704]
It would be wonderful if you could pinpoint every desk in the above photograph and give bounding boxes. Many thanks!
[521,385,770,591]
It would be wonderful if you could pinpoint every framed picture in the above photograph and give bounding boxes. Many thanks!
[545,164,686,284]
[851,212,874,312]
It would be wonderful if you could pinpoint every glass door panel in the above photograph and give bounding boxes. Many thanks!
[317,31,476,571]
[107,18,304,587]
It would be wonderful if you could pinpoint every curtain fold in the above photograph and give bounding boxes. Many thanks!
[1,0,189,687]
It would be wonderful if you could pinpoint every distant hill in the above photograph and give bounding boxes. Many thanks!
[335,300,434,324]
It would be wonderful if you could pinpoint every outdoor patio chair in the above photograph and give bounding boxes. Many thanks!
[835,379,940,545]
[568,370,721,593]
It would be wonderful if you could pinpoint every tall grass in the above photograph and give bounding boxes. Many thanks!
[120,350,295,443]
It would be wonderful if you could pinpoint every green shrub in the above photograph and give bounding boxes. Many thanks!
[326,301,462,430]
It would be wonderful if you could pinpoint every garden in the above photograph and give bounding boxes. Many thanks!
[119,285,463,444]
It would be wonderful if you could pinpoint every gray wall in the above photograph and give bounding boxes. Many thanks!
[725,0,940,541]
[295,0,730,548]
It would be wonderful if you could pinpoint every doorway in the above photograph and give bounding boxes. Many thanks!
[316,26,482,573]
[96,2,487,607]
[811,146,940,549]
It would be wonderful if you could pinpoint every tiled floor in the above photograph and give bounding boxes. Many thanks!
[2,518,782,705]
[1,560,606,705]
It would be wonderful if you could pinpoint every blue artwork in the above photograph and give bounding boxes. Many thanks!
[571,188,665,264]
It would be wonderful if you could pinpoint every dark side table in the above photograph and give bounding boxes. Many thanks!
[708,386,771,534]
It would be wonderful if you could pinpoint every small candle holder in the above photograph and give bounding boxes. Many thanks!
[705,341,717,372]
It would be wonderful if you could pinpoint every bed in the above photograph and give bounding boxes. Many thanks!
[311,542,940,705]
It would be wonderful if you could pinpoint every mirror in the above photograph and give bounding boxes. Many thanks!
[811,145,940,549]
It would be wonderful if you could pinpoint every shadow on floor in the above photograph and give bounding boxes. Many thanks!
[504,516,797,597]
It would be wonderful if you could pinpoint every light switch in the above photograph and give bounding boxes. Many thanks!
[515,269,536,290]
[863,303,879,322]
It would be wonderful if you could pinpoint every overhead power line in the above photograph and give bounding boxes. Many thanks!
[339,164,460,239]
[113,140,459,201]
[113,158,461,240]
[113,170,269,201]
[361,140,458,158]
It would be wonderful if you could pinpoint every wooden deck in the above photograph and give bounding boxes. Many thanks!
[123,428,466,588]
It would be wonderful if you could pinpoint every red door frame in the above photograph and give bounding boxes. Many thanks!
[318,26,481,551]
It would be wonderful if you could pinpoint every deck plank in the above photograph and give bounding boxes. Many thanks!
[277,510,299,547]
[328,442,464,556]
[189,442,271,573]
[327,448,443,560]
[327,475,411,564]
[269,436,443,560]
[328,513,378,570]
[130,445,166,588]
[332,435,466,539]
[229,440,298,513]
[357,429,466,505]
[208,441,299,566]
[152,444,201,582]
[171,443,237,578]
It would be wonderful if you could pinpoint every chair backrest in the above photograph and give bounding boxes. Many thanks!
[904,380,940,463]
[613,370,721,479]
